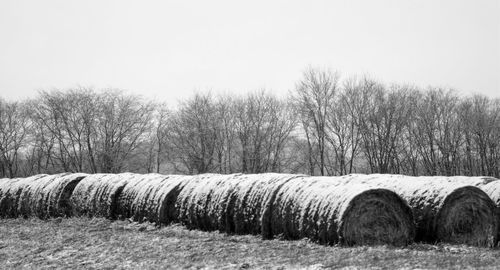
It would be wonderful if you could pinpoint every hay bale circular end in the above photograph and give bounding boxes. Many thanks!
[340,188,415,246]
[435,186,498,247]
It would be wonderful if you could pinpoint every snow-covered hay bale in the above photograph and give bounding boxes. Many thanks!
[0,177,13,200]
[0,177,19,217]
[176,174,221,230]
[271,177,415,246]
[403,175,500,245]
[16,173,87,218]
[47,173,88,217]
[115,174,150,219]
[203,174,244,232]
[175,174,243,232]
[342,174,499,247]
[481,181,500,242]
[225,173,300,237]
[406,175,499,187]
[117,174,190,224]
[482,181,500,207]
[70,173,135,218]
[0,174,48,217]
[17,173,67,218]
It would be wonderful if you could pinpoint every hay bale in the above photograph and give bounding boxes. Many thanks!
[480,181,500,242]
[405,175,498,187]
[17,173,68,218]
[0,177,18,217]
[115,174,151,219]
[48,173,88,217]
[175,173,298,235]
[174,174,242,231]
[0,174,48,217]
[70,173,136,218]
[482,181,500,206]
[225,173,300,238]
[404,175,500,246]
[271,177,415,246]
[204,174,244,232]
[175,174,221,230]
[17,173,88,218]
[0,177,14,200]
[128,174,191,224]
[340,174,498,247]
[115,173,191,224]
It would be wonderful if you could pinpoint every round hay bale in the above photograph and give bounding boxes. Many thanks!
[17,173,68,218]
[70,173,136,218]
[0,177,18,217]
[271,177,415,246]
[128,174,191,224]
[174,174,242,231]
[341,174,499,247]
[482,181,500,206]
[0,177,14,201]
[115,174,151,219]
[33,173,88,218]
[406,175,499,187]
[480,181,500,243]
[0,174,48,218]
[204,174,244,232]
[224,173,300,238]
[175,174,221,230]
[406,175,500,246]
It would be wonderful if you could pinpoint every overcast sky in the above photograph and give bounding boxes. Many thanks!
[1,0,499,103]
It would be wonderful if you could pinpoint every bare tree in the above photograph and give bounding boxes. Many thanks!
[469,95,500,177]
[409,89,463,175]
[22,101,57,175]
[2,68,500,178]
[233,91,296,173]
[30,88,101,173]
[0,100,31,177]
[358,83,414,174]
[154,103,170,173]
[213,95,238,174]
[29,88,155,174]
[293,68,340,175]
[95,90,155,173]
[325,77,368,175]
[166,93,219,174]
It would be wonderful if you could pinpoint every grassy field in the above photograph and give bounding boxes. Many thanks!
[0,218,499,269]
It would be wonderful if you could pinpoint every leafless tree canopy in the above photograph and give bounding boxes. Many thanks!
[1,68,499,178]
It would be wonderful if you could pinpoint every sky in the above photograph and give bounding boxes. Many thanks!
[0,0,499,104]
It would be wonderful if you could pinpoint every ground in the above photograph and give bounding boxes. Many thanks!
[0,218,499,269]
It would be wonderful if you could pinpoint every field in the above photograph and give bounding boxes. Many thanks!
[1,218,499,269]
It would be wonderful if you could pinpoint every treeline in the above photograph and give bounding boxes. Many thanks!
[0,68,499,178]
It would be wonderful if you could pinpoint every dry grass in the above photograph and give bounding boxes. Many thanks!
[0,218,499,269]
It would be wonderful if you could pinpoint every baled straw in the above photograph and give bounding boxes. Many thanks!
[17,173,87,218]
[117,173,190,224]
[0,174,48,217]
[225,173,300,238]
[70,173,136,218]
[272,176,415,246]
[338,174,498,247]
